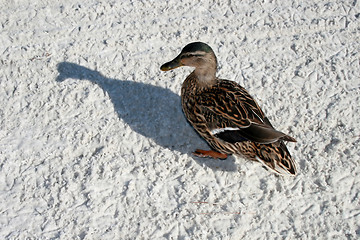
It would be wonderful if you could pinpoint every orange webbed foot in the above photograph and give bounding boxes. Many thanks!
[193,149,228,160]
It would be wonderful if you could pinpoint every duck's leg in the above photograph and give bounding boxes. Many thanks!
[193,149,228,160]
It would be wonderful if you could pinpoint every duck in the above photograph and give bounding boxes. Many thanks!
[160,42,297,175]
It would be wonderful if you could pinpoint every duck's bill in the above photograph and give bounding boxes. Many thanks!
[160,56,182,71]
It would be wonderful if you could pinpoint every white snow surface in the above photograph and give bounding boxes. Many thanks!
[1,0,360,239]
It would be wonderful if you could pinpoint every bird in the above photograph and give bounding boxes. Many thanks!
[160,42,297,175]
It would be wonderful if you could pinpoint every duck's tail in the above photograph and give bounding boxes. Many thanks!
[255,141,297,175]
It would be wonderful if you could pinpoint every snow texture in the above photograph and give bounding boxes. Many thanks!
[1,0,359,239]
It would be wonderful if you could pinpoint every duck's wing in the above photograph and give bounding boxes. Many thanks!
[198,80,296,144]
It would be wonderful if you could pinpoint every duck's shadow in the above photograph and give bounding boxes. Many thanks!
[56,62,237,172]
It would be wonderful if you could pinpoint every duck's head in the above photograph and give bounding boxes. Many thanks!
[160,42,217,80]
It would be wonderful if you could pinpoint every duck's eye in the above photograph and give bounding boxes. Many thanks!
[181,53,204,59]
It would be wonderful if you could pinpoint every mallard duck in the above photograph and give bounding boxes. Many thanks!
[160,42,297,175]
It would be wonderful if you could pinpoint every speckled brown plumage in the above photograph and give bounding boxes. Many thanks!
[161,42,297,175]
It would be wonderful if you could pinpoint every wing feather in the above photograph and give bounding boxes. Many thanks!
[198,80,296,144]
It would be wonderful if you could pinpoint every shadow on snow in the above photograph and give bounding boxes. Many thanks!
[56,62,237,172]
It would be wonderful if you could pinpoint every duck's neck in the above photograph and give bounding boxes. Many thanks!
[194,66,217,88]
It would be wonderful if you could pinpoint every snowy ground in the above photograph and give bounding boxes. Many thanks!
[1,0,360,239]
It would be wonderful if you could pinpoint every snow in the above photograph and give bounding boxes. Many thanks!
[1,0,359,239]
